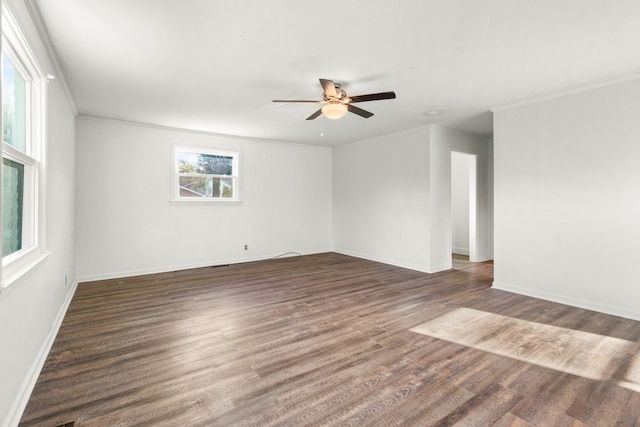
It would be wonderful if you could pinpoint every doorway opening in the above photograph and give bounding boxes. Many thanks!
[451,151,477,269]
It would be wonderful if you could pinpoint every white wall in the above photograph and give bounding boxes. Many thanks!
[75,117,332,281]
[451,152,471,255]
[0,1,77,426]
[493,77,640,321]
[332,125,492,273]
[332,127,431,271]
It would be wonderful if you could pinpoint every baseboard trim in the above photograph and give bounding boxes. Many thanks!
[333,249,434,274]
[4,279,79,427]
[452,247,470,256]
[492,281,640,322]
[77,249,333,283]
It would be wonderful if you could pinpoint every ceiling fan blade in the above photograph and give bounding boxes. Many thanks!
[349,91,396,103]
[272,99,323,103]
[306,109,323,120]
[347,104,374,118]
[319,78,338,99]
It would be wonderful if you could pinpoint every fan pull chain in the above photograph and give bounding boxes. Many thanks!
[320,117,324,137]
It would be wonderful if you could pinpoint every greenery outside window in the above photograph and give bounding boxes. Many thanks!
[171,145,241,204]
[3,157,25,255]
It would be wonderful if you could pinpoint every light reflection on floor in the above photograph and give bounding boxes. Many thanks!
[410,307,640,392]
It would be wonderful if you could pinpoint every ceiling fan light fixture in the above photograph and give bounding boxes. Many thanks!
[273,78,394,121]
[321,103,347,120]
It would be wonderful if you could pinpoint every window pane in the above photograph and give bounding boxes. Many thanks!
[2,157,24,255]
[2,53,27,153]
[178,151,233,175]
[213,177,234,198]
[179,176,208,197]
[178,176,234,198]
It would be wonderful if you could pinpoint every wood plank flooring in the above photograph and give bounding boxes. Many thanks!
[19,253,640,426]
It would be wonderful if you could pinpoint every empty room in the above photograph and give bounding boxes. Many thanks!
[1,1,640,426]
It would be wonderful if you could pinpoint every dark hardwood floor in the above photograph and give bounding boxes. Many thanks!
[19,253,640,426]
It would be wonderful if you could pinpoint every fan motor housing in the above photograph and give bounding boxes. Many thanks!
[323,86,348,102]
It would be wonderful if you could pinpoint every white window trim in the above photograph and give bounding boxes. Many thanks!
[1,2,49,290]
[169,144,242,205]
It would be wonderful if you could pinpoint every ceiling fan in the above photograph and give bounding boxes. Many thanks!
[273,78,396,120]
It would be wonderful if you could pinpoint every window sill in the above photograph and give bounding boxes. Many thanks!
[169,200,243,206]
[1,248,51,294]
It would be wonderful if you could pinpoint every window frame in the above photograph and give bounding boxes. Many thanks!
[170,144,242,205]
[1,2,48,288]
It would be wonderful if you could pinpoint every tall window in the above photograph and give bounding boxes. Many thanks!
[171,145,241,203]
[2,3,45,277]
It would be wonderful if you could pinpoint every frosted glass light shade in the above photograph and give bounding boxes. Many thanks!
[321,103,347,119]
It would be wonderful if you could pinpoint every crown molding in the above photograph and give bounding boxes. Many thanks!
[490,71,640,113]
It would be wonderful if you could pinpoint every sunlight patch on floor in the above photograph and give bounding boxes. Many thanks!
[618,354,640,392]
[410,307,640,392]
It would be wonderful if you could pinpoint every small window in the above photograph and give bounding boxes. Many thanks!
[171,145,241,204]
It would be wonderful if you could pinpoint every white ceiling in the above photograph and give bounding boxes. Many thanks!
[33,0,640,147]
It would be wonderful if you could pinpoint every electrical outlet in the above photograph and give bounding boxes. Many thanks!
[244,244,248,250]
